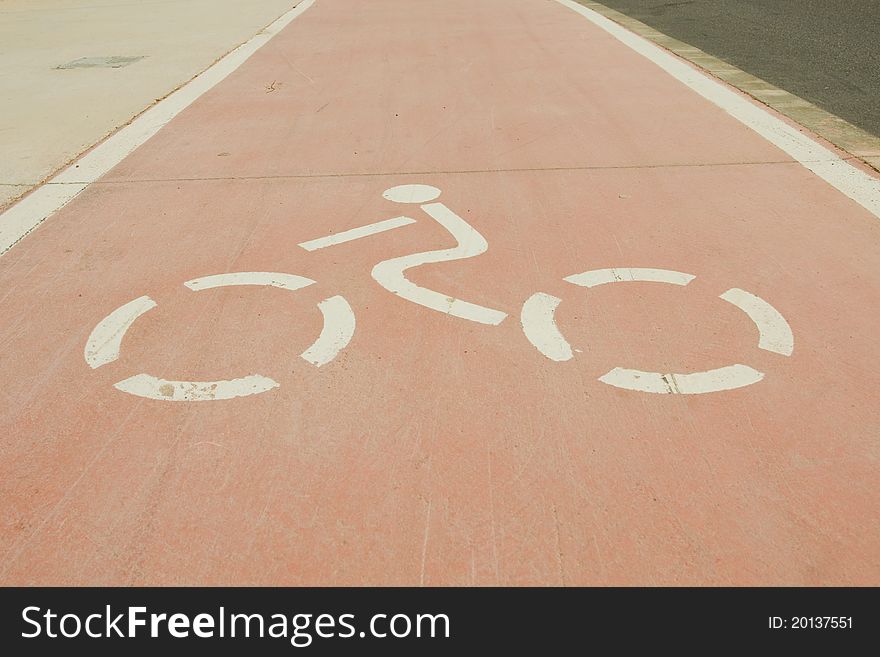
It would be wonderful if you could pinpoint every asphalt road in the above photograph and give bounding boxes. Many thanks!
[596,0,880,136]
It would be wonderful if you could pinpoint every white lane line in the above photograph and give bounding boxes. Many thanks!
[371,202,508,325]
[720,287,794,356]
[564,268,696,288]
[0,0,317,257]
[184,271,315,292]
[300,295,356,367]
[114,373,279,401]
[555,0,880,219]
[84,295,157,369]
[599,364,764,394]
[0,183,88,254]
[298,216,417,251]
[521,292,573,361]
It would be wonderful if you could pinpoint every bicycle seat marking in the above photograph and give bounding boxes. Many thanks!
[83,184,793,401]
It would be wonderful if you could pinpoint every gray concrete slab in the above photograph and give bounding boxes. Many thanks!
[0,0,301,209]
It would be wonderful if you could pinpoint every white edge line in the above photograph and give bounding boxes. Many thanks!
[555,0,880,219]
[84,295,157,368]
[300,295,356,367]
[0,0,317,257]
[299,216,417,251]
[521,292,573,361]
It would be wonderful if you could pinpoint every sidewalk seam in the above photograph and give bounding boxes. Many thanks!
[56,160,813,185]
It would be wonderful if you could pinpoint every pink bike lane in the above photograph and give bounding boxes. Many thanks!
[1,0,879,585]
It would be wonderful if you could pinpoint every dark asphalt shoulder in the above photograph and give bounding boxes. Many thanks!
[596,0,880,137]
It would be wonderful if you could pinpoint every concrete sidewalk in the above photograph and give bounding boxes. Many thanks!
[0,0,300,208]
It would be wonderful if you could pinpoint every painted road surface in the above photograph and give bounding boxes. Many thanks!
[1,0,879,585]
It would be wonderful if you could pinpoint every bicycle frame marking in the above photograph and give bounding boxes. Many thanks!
[300,185,508,326]
[371,202,508,325]
[84,183,794,400]
[298,216,417,252]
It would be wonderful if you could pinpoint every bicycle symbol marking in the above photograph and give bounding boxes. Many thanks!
[84,184,793,401]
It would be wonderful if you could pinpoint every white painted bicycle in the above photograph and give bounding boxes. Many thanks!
[84,184,793,401]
